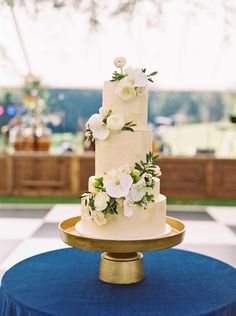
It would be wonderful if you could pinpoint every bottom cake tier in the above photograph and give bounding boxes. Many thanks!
[76,194,168,240]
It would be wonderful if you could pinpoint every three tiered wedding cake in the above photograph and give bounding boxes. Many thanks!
[76,57,170,240]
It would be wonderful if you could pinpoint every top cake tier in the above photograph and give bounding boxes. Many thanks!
[102,81,148,130]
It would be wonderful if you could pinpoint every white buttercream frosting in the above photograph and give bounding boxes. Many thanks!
[79,194,167,240]
[78,65,166,240]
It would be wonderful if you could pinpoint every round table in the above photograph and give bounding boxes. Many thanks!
[0,248,236,316]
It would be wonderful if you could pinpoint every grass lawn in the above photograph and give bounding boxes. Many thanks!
[0,196,235,206]
[0,196,80,204]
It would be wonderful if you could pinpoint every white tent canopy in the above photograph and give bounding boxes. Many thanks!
[0,1,236,90]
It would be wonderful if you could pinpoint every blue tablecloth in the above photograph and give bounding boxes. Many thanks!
[0,248,236,316]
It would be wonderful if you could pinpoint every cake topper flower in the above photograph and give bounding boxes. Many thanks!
[113,56,126,68]
[111,57,158,102]
[82,151,161,225]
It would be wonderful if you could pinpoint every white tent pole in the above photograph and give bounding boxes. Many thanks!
[9,6,32,75]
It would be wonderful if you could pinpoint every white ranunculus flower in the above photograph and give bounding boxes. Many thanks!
[113,56,126,68]
[129,178,146,202]
[107,114,125,131]
[115,84,136,102]
[136,87,146,96]
[118,164,131,174]
[127,68,149,87]
[99,107,109,117]
[153,165,162,177]
[94,192,110,211]
[104,169,133,198]
[124,196,134,217]
[87,114,110,140]
[92,211,107,225]
[88,176,98,193]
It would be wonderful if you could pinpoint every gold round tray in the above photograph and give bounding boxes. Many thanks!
[59,216,185,284]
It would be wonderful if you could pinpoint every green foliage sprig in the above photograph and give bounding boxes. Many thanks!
[103,198,118,215]
[142,69,158,82]
[122,121,137,132]
[111,71,127,82]
[134,151,159,176]
[134,192,155,208]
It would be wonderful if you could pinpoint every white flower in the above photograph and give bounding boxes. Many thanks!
[124,67,134,76]
[129,178,146,202]
[153,165,162,177]
[87,114,110,140]
[99,107,110,117]
[107,114,125,131]
[92,211,107,225]
[116,198,124,208]
[127,68,149,87]
[103,169,133,198]
[136,87,146,96]
[115,84,136,102]
[119,76,134,87]
[85,130,92,138]
[84,204,93,222]
[88,176,99,193]
[124,196,134,217]
[94,192,110,211]
[118,164,131,174]
[113,56,126,68]
[141,172,153,186]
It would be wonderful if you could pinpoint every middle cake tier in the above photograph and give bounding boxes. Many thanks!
[95,130,152,177]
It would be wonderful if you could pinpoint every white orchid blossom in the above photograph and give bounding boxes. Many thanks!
[124,196,134,217]
[99,107,110,117]
[127,68,149,87]
[92,211,107,225]
[103,169,133,198]
[124,66,134,76]
[84,204,93,222]
[107,114,125,131]
[129,178,146,202]
[87,114,110,140]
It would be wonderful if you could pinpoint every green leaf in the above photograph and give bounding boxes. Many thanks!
[148,71,158,76]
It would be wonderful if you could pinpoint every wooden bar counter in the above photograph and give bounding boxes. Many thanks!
[0,152,236,199]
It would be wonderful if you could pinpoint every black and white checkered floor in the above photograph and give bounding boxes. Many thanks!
[0,203,236,279]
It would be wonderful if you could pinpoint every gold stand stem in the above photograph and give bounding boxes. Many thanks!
[99,252,144,284]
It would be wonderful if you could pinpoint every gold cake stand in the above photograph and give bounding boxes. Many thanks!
[59,216,185,284]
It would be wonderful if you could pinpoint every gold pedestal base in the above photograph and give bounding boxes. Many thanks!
[99,252,144,284]
[59,216,185,285]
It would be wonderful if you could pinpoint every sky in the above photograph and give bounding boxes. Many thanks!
[0,1,236,90]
